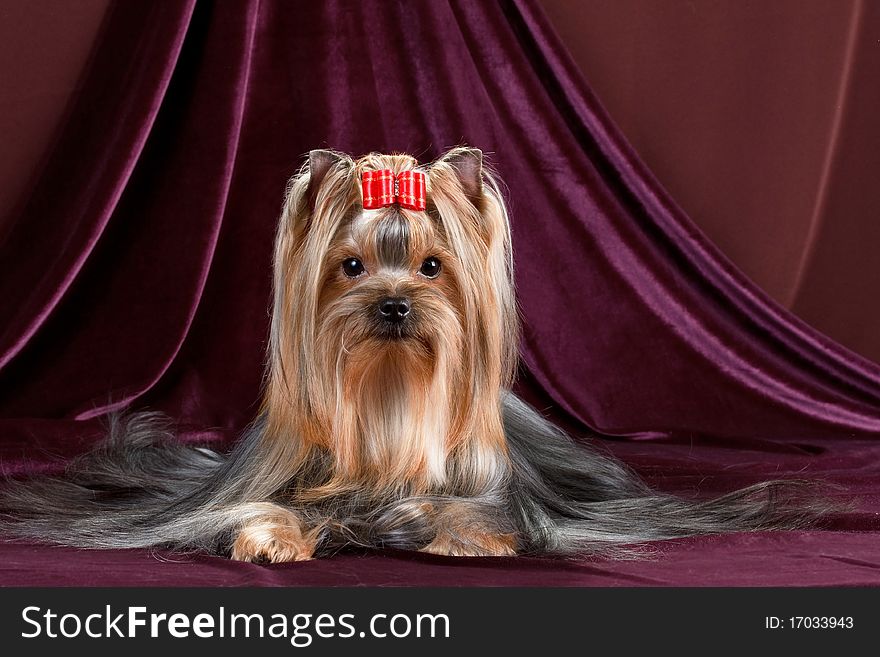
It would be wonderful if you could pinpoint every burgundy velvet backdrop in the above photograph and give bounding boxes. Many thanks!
[1,0,879,586]
[542,0,880,367]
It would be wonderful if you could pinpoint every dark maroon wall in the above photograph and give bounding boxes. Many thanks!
[0,0,109,229]
[541,0,880,364]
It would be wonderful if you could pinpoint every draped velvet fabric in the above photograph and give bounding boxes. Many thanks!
[1,0,879,586]
[542,0,880,368]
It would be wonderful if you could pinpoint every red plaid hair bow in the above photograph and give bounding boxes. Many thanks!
[361,169,426,211]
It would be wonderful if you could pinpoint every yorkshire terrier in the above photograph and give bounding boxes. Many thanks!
[0,147,824,562]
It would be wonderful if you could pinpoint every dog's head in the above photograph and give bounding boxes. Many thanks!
[264,147,517,491]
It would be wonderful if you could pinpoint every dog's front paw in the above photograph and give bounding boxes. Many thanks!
[421,531,517,557]
[231,519,317,564]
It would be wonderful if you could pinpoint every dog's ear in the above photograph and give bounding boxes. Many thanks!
[437,147,484,206]
[307,149,343,212]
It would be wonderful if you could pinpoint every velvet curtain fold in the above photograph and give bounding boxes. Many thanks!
[1,0,878,446]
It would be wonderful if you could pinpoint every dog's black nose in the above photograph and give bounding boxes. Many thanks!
[378,296,411,323]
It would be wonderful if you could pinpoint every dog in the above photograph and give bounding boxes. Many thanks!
[0,147,824,562]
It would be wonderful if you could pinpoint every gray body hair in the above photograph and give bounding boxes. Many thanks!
[0,394,826,556]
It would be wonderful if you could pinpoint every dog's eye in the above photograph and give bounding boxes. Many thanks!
[419,257,441,279]
[342,258,365,278]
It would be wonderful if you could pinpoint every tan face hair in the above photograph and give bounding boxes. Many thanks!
[250,148,519,501]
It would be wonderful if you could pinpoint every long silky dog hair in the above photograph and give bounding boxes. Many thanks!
[0,148,826,561]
